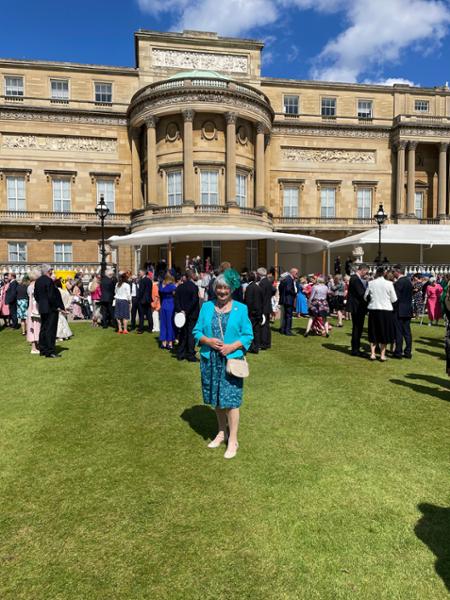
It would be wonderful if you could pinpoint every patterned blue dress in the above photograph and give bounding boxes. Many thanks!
[200,310,243,409]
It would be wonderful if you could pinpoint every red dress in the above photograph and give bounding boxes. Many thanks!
[426,283,443,321]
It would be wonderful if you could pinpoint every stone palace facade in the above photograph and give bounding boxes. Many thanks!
[1,28,450,273]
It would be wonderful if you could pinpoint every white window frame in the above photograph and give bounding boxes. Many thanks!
[415,191,424,219]
[52,178,71,212]
[236,173,247,207]
[6,176,26,211]
[5,75,24,97]
[320,187,336,218]
[50,78,69,101]
[200,170,219,205]
[283,95,299,115]
[54,242,73,264]
[96,179,115,213]
[167,170,183,206]
[8,242,27,263]
[321,97,336,117]
[357,99,373,119]
[414,99,429,113]
[94,81,112,104]
[356,187,372,219]
[282,187,299,217]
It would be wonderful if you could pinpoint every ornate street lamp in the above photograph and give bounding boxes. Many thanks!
[95,193,110,276]
[374,203,388,265]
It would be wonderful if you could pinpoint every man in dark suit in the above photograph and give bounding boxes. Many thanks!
[174,270,200,361]
[137,269,153,333]
[347,263,368,356]
[5,272,19,329]
[245,271,263,353]
[100,270,116,329]
[257,267,275,350]
[34,264,64,358]
[278,268,298,336]
[393,264,413,359]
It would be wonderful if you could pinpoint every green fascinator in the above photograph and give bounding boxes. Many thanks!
[223,268,241,291]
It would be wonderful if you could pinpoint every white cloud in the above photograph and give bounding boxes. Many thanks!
[137,0,450,83]
[262,50,275,65]
[287,44,300,63]
[367,77,418,87]
[311,0,450,82]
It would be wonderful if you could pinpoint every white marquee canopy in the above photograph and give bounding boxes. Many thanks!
[329,225,450,249]
[109,226,329,254]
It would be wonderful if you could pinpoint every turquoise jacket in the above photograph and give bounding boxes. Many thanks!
[193,300,253,360]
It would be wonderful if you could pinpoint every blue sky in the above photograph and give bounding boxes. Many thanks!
[1,0,450,87]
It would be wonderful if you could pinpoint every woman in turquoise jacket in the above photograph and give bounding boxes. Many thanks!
[193,269,253,459]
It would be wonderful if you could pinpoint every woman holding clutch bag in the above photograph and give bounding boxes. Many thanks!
[193,269,253,459]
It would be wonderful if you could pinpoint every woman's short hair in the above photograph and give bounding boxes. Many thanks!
[162,272,175,285]
[316,276,325,284]
[213,273,231,291]
[30,268,41,281]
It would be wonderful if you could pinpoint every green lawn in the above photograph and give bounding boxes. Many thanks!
[0,319,449,600]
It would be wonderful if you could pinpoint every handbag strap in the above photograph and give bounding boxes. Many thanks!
[216,309,225,341]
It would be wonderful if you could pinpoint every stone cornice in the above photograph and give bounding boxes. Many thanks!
[0,105,128,126]
[0,57,136,76]
[135,29,264,51]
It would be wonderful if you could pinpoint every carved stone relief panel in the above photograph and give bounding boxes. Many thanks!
[201,120,218,141]
[2,134,117,153]
[152,48,249,74]
[166,122,180,142]
[281,146,376,164]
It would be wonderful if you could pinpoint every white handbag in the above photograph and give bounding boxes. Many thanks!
[217,311,250,379]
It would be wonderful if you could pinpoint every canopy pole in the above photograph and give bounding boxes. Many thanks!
[274,241,279,281]
[419,244,423,265]
[322,250,326,275]
[327,248,331,275]
[168,238,173,270]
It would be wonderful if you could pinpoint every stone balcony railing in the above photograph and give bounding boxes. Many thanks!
[394,114,450,126]
[0,210,130,228]
[272,216,377,229]
[0,262,116,277]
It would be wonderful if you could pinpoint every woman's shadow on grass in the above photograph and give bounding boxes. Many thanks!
[390,374,450,403]
[181,405,217,440]
[415,503,450,591]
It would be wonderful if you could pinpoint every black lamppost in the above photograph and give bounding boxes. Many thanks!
[95,193,110,276]
[374,203,388,265]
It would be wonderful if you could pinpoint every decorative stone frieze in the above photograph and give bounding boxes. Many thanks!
[281,147,376,164]
[0,109,127,126]
[400,127,450,137]
[273,125,389,138]
[2,134,117,153]
[151,48,249,74]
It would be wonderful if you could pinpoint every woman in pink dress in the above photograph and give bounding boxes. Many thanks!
[26,269,41,354]
[0,275,10,328]
[426,277,443,325]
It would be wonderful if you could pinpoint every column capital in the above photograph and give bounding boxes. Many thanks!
[408,140,418,150]
[440,142,449,152]
[225,112,237,125]
[182,109,195,122]
[394,140,407,151]
[145,115,158,128]
[256,122,266,135]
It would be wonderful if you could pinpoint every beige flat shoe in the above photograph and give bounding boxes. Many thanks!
[224,442,239,459]
[207,433,228,449]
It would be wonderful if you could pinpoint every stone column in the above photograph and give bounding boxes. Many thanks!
[438,142,448,218]
[131,130,143,209]
[225,112,237,205]
[395,141,406,217]
[146,116,158,206]
[182,109,195,205]
[406,141,417,217]
[255,123,265,208]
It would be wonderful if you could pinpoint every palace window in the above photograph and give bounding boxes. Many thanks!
[415,191,424,219]
[54,242,73,263]
[5,76,24,97]
[53,178,71,212]
[283,95,299,116]
[167,170,182,206]
[320,187,336,218]
[6,176,26,211]
[8,242,27,263]
[321,97,336,117]
[414,99,429,113]
[97,179,115,213]
[356,188,372,219]
[236,173,247,207]
[51,79,69,101]
[283,187,299,217]
[200,170,219,205]
[246,240,258,271]
[358,100,373,119]
[94,82,112,104]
